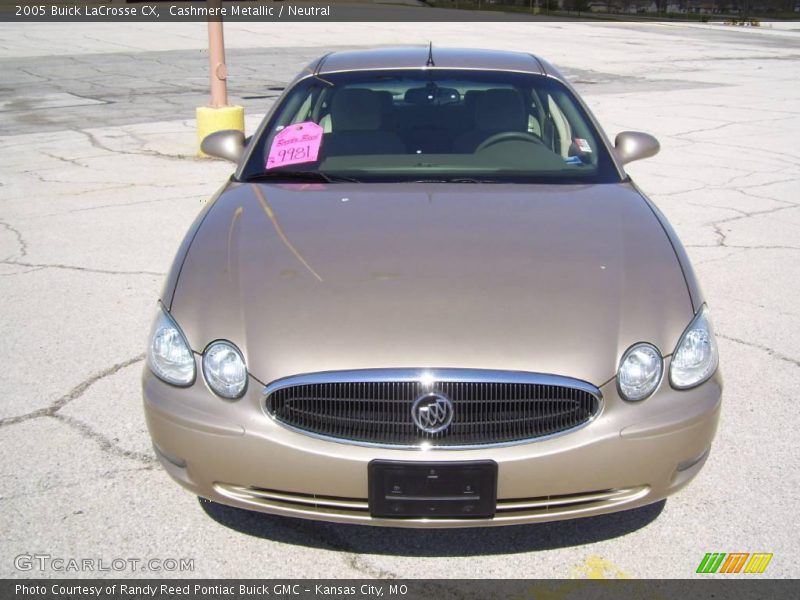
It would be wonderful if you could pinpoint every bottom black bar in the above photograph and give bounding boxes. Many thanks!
[3,579,798,600]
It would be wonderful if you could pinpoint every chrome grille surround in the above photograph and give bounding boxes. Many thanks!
[263,369,602,449]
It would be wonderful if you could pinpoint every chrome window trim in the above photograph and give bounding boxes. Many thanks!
[312,66,545,77]
[262,368,604,451]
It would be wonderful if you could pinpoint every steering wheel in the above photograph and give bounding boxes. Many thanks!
[475,131,544,153]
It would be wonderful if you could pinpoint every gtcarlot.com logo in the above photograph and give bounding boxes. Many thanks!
[697,552,773,574]
[14,553,195,573]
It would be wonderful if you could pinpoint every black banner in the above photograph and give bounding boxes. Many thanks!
[3,579,800,600]
[4,1,546,23]
[3,0,796,23]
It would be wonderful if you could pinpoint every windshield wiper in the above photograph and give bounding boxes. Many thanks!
[243,171,361,184]
[447,177,501,184]
[412,177,501,184]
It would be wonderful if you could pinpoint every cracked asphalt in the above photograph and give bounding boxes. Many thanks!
[0,21,798,580]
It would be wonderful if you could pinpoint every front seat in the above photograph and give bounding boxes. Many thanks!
[452,89,528,153]
[324,89,405,156]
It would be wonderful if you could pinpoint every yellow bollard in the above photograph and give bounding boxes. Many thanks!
[196,105,244,157]
[197,2,244,157]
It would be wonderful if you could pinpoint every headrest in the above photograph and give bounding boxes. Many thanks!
[474,88,526,131]
[464,90,482,113]
[374,90,393,119]
[331,88,382,131]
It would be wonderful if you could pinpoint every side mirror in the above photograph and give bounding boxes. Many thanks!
[614,131,660,165]
[201,129,245,163]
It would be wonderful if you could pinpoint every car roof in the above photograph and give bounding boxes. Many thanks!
[314,47,563,80]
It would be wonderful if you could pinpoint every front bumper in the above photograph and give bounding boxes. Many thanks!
[143,360,721,528]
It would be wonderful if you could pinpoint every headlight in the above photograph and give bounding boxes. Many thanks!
[147,305,195,386]
[618,343,663,401]
[202,341,248,399]
[670,305,718,389]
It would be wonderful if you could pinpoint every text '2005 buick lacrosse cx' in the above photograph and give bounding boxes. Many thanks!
[143,47,721,528]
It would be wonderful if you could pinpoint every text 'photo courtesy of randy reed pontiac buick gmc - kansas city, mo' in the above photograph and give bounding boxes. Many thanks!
[142,46,722,528]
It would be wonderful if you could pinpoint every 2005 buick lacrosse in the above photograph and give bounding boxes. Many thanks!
[143,47,721,527]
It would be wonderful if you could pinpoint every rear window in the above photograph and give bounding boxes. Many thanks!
[241,69,621,184]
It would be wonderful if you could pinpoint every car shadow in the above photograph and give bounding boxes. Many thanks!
[199,497,665,556]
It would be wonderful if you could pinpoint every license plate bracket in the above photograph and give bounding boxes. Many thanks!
[368,460,497,519]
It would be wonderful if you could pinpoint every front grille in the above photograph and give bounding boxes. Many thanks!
[264,370,601,447]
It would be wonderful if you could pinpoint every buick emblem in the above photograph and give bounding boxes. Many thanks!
[412,392,454,434]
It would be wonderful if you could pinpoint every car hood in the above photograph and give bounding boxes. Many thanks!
[170,182,693,387]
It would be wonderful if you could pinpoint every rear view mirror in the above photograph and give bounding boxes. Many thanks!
[404,86,461,105]
[201,130,246,163]
[614,131,660,165]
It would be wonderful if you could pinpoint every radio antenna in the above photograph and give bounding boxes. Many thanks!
[426,42,435,67]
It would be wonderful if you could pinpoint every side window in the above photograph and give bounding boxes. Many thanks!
[268,88,314,134]
[258,85,322,167]
[290,93,314,124]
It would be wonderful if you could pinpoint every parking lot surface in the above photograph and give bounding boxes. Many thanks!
[0,21,798,579]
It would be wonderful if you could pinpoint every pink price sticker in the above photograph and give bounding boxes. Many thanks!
[266,121,323,169]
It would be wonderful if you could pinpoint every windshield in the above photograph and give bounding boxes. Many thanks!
[241,69,621,183]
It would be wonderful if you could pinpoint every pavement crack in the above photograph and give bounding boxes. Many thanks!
[51,413,157,466]
[687,244,800,251]
[40,150,90,169]
[718,334,800,368]
[692,194,800,250]
[734,187,797,204]
[712,222,728,247]
[0,354,145,428]
[0,354,155,468]
[691,248,748,265]
[0,266,45,277]
[714,203,799,227]
[674,119,738,138]
[17,67,49,82]
[19,170,121,186]
[53,353,146,413]
[72,127,195,162]
[0,259,164,277]
[0,466,155,502]
[651,184,709,198]
[734,245,800,251]
[674,114,800,141]
[736,175,800,191]
[0,220,28,259]
[60,193,208,216]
